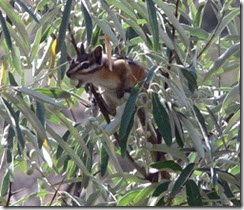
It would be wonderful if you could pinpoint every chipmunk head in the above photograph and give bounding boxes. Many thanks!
[66,45,104,87]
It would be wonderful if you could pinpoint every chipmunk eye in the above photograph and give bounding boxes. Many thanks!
[82,62,89,69]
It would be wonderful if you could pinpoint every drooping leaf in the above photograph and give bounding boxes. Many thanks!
[2,98,25,152]
[81,2,93,46]
[101,145,109,177]
[29,26,43,62]
[152,93,172,146]
[119,82,143,157]
[100,0,126,41]
[146,0,159,51]
[186,179,203,206]
[56,0,73,52]
[15,0,39,23]
[1,170,10,197]
[36,102,46,148]
[181,68,197,93]
[0,11,12,50]
[204,43,240,81]
[194,4,204,27]
[193,105,208,134]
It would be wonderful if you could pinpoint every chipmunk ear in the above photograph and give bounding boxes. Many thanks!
[78,43,85,55]
[92,45,103,63]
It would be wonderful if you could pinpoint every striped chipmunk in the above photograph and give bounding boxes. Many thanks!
[66,44,148,115]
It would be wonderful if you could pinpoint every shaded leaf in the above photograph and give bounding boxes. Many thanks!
[152,93,172,146]
[119,82,143,157]
[1,171,10,197]
[146,0,159,51]
[101,145,109,177]
[2,98,25,152]
[15,0,39,23]
[151,160,182,172]
[181,68,197,93]
[193,105,208,134]
[169,163,195,199]
[35,87,71,99]
[152,181,170,197]
[56,0,73,52]
[81,2,93,46]
[186,179,203,206]
[0,11,12,50]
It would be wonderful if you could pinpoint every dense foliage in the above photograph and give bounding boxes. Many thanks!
[0,0,240,206]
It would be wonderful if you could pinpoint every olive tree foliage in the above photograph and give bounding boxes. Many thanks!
[0,0,240,206]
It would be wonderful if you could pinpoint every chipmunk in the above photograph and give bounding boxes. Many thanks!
[66,45,147,115]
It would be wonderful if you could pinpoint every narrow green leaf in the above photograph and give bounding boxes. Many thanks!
[16,87,64,108]
[152,93,172,146]
[46,124,91,177]
[15,0,39,23]
[145,66,157,87]
[58,43,67,81]
[106,0,137,20]
[86,191,101,206]
[206,106,222,135]
[92,15,119,45]
[100,0,126,41]
[56,0,73,52]
[1,171,10,197]
[152,181,170,197]
[0,11,12,50]
[182,24,209,40]
[6,125,15,163]
[216,8,240,36]
[175,124,184,148]
[36,102,46,148]
[8,71,19,86]
[0,0,30,48]
[2,98,25,152]
[149,144,187,161]
[35,88,71,99]
[119,82,143,157]
[204,43,240,81]
[81,3,93,46]
[151,160,182,172]
[186,179,203,206]
[194,5,204,27]
[181,68,197,93]
[218,179,240,206]
[221,83,239,112]
[146,0,159,51]
[154,0,190,47]
[193,105,208,134]
[101,145,109,177]
[133,184,156,204]
[118,189,141,206]
[82,139,93,189]
[56,129,71,159]
[29,26,43,62]
[3,93,48,142]
[181,117,205,158]
[169,163,195,199]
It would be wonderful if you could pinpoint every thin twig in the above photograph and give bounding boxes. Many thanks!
[90,85,147,178]
[197,12,225,59]
[5,182,12,206]
[49,176,66,206]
